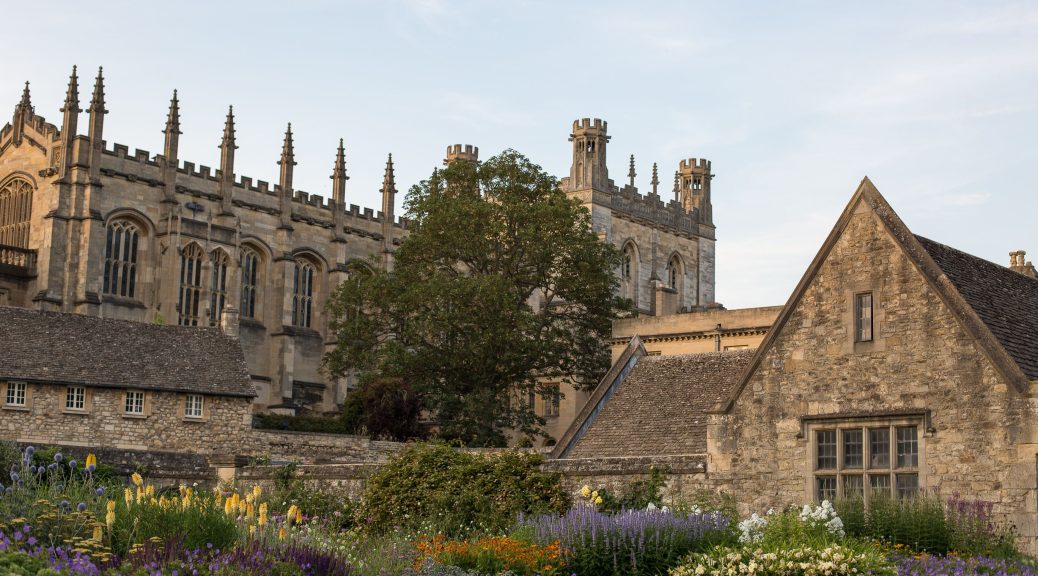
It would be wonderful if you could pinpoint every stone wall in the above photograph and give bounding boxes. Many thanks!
[0,383,253,454]
[610,305,781,361]
[244,429,403,463]
[708,200,1038,552]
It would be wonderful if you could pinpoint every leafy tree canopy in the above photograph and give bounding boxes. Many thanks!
[325,150,629,446]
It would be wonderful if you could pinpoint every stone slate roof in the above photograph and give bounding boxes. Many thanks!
[566,350,754,458]
[0,306,255,397]
[916,235,1038,380]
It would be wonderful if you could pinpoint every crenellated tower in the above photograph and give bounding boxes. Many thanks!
[565,118,612,193]
[444,144,479,165]
[677,158,713,224]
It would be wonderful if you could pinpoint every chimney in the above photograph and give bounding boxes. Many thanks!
[1009,250,1038,279]
[220,305,240,338]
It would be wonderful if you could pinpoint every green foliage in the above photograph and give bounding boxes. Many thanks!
[326,150,629,446]
[108,488,238,556]
[0,551,58,576]
[0,442,20,476]
[268,467,356,531]
[359,443,569,536]
[341,378,426,441]
[836,493,1019,557]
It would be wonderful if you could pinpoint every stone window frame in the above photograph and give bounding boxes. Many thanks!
[291,258,318,329]
[842,285,885,354]
[103,220,142,299]
[123,390,148,418]
[64,385,90,413]
[178,243,205,326]
[208,249,231,326]
[802,412,928,505]
[0,176,33,249]
[240,246,262,320]
[183,393,206,421]
[3,381,29,409]
[854,292,874,342]
[542,385,561,418]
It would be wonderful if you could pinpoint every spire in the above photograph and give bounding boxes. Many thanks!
[673,170,680,203]
[61,66,81,114]
[381,153,397,270]
[650,162,659,196]
[330,138,348,241]
[11,81,32,145]
[627,154,636,187]
[381,153,396,196]
[220,105,236,150]
[87,67,107,144]
[59,67,81,177]
[217,105,237,216]
[16,81,32,113]
[163,90,181,162]
[278,123,296,229]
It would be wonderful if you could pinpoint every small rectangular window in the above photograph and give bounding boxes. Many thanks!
[896,427,918,468]
[816,476,837,502]
[843,475,864,499]
[185,394,204,419]
[816,430,837,469]
[896,473,919,499]
[869,428,890,468]
[124,391,145,415]
[5,382,26,407]
[842,429,863,469]
[870,474,892,496]
[855,292,873,342]
[65,387,86,411]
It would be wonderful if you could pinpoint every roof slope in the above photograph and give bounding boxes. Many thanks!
[565,350,754,458]
[0,306,255,397]
[916,235,1038,380]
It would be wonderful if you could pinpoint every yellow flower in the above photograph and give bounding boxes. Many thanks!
[105,510,115,530]
[286,505,299,527]
[248,524,256,535]
[258,502,268,527]
[278,526,286,541]
[223,498,234,517]
[295,507,303,524]
[252,485,262,500]
[594,496,603,505]
[145,485,155,497]
[124,488,133,507]
[106,500,116,513]
[131,473,143,487]
[85,453,97,469]
[246,502,255,519]
[591,490,599,500]
[580,485,591,498]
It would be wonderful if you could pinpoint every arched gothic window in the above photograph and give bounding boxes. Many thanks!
[209,250,230,325]
[292,259,316,328]
[103,221,140,298]
[621,243,636,280]
[178,244,204,326]
[667,255,683,290]
[240,248,260,320]
[0,178,32,248]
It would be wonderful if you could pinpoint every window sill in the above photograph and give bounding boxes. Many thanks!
[62,409,89,415]
[182,417,208,423]
[102,295,147,309]
[1,404,29,412]
[122,413,148,419]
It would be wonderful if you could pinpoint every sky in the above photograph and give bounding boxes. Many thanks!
[3,0,1036,309]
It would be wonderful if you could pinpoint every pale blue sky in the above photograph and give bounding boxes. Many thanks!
[3,1,1036,308]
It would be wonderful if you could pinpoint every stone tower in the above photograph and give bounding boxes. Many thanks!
[560,117,716,316]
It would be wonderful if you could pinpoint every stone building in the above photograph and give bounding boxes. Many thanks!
[0,69,720,427]
[0,305,254,456]
[553,179,1038,553]
[609,305,781,362]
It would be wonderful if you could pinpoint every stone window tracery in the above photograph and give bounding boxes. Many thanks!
[240,248,260,319]
[209,250,230,325]
[0,178,32,248]
[103,221,140,298]
[292,259,316,328]
[178,244,204,326]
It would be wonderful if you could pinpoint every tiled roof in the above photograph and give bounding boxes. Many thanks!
[566,350,754,458]
[0,306,255,397]
[916,236,1038,380]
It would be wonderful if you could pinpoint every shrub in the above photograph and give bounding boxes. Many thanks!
[836,492,1017,556]
[269,470,356,531]
[359,443,569,536]
[580,466,670,514]
[253,413,354,434]
[520,505,731,576]
[671,543,896,576]
[892,551,1038,575]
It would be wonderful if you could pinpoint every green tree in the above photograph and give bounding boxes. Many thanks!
[325,150,628,446]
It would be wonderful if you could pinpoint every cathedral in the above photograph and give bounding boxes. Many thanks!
[0,67,717,430]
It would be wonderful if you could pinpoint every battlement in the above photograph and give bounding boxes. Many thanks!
[445,144,479,164]
[678,158,711,174]
[572,117,608,134]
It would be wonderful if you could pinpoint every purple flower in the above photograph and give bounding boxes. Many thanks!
[53,452,63,463]
[68,460,77,468]
[77,502,87,512]
[96,487,106,496]
[9,472,18,482]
